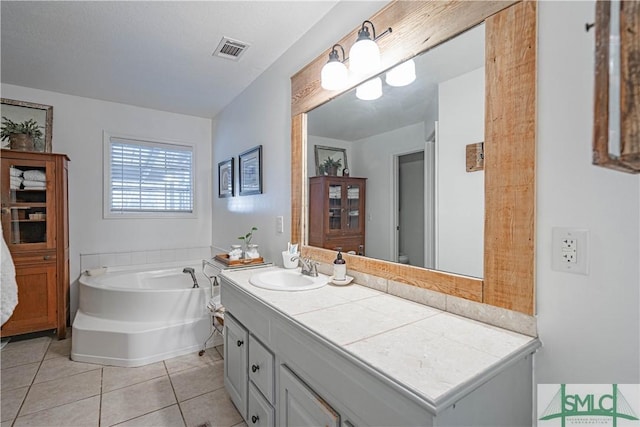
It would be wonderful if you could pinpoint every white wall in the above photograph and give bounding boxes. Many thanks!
[437,67,484,278]
[210,1,384,263]
[536,0,639,386]
[352,122,425,261]
[1,83,213,317]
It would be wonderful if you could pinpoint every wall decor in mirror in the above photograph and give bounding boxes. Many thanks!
[314,145,349,176]
[0,98,53,153]
[592,0,640,173]
[239,145,262,196]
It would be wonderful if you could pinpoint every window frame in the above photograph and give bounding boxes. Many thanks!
[103,131,197,219]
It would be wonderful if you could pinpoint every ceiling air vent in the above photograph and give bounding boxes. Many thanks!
[213,37,249,61]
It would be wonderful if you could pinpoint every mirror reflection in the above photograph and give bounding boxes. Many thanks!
[307,24,485,278]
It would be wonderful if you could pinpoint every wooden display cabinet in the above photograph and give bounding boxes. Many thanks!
[308,176,366,255]
[1,149,69,339]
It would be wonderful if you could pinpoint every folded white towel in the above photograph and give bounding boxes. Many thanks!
[10,176,22,190]
[22,170,46,182]
[10,167,22,177]
[22,180,46,188]
[1,227,18,325]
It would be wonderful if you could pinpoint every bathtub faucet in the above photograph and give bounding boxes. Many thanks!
[183,267,199,288]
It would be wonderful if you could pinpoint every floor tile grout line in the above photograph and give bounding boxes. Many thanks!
[99,367,104,427]
[11,338,52,423]
[11,394,101,425]
[164,359,189,427]
[106,403,179,427]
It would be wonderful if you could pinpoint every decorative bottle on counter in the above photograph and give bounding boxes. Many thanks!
[333,250,346,280]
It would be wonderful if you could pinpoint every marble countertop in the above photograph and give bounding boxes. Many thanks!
[221,266,540,408]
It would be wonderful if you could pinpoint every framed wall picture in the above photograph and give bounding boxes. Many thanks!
[239,145,262,196]
[1,98,53,152]
[218,158,234,198]
[314,145,348,176]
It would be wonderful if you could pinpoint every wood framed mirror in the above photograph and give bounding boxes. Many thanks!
[291,0,536,315]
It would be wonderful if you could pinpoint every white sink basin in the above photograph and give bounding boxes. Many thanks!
[249,269,328,291]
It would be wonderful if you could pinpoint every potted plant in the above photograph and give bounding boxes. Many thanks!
[321,157,342,176]
[1,117,43,151]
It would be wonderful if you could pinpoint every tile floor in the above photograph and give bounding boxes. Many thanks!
[1,333,246,427]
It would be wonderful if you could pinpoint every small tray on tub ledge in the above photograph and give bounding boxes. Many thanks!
[214,253,265,267]
[330,275,354,286]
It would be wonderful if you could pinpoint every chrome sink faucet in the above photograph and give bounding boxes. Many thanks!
[183,267,199,288]
[291,256,318,277]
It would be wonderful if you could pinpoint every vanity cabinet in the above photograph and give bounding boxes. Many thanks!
[224,312,276,426]
[221,271,537,427]
[0,149,69,339]
[223,313,249,417]
[308,176,366,254]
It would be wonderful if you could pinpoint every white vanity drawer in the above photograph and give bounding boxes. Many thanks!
[248,381,275,427]
[249,334,275,403]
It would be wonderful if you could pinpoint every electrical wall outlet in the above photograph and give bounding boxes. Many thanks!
[552,227,589,275]
[276,216,284,234]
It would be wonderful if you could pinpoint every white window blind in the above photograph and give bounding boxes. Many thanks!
[108,138,193,214]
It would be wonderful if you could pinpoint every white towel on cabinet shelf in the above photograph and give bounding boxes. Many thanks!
[22,180,46,189]
[22,170,46,182]
[10,176,23,189]
[9,167,22,177]
[1,226,18,325]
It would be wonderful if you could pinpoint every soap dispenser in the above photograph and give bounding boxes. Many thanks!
[333,250,346,281]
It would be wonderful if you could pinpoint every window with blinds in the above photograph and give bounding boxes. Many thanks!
[106,137,194,215]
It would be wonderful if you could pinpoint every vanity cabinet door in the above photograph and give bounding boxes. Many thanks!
[224,313,249,418]
[279,365,339,427]
[249,334,275,403]
[248,382,275,427]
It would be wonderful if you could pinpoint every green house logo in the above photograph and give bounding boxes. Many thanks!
[539,384,639,427]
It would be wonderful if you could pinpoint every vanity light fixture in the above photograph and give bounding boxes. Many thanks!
[349,20,392,77]
[386,59,416,87]
[320,44,348,91]
[356,77,382,101]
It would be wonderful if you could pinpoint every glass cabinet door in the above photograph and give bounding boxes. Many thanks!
[345,183,361,231]
[327,183,343,231]
[1,159,53,250]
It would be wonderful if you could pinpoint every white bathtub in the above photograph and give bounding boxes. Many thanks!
[71,264,217,367]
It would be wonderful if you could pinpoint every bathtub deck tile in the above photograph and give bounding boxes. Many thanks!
[102,362,167,393]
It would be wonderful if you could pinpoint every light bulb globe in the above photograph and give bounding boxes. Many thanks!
[356,77,382,101]
[386,59,416,87]
[321,61,348,91]
[349,39,380,76]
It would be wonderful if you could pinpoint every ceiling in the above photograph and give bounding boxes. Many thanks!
[1,1,340,118]
[307,23,485,141]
